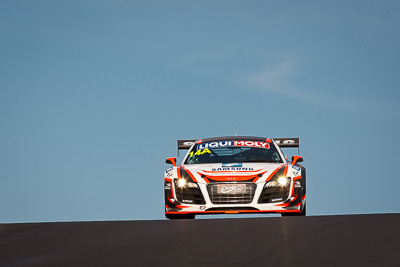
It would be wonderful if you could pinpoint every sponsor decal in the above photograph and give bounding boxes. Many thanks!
[218,184,246,194]
[223,177,238,181]
[197,141,270,150]
[164,182,171,190]
[183,141,195,146]
[166,172,173,177]
[188,149,211,157]
[211,167,254,171]
[222,163,242,167]
[275,139,296,145]
[166,167,173,173]
[292,165,301,171]
[232,141,270,148]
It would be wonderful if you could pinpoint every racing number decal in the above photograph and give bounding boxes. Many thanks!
[189,149,211,157]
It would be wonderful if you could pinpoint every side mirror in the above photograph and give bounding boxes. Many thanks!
[291,155,303,165]
[165,157,177,166]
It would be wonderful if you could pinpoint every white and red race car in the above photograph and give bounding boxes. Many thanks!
[164,136,306,219]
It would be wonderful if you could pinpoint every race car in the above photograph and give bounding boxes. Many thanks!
[164,136,306,219]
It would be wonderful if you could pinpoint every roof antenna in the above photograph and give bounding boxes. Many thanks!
[235,127,237,136]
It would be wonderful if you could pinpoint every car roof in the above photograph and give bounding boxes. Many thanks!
[200,136,269,143]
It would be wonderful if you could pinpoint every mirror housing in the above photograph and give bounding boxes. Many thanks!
[291,155,303,165]
[165,157,177,166]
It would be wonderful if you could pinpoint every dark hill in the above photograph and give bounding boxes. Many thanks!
[1,213,399,266]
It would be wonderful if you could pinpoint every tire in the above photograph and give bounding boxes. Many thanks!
[301,203,306,216]
[166,214,196,220]
[281,203,306,217]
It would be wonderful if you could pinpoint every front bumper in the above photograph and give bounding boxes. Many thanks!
[165,180,304,216]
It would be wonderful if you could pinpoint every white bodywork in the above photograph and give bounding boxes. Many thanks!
[164,137,305,216]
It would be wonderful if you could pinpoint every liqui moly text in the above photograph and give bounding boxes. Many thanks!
[197,141,270,150]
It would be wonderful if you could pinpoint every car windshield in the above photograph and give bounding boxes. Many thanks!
[184,140,283,164]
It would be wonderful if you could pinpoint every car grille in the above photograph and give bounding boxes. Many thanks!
[207,183,256,204]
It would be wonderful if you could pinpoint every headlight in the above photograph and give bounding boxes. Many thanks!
[278,177,290,186]
[176,179,199,189]
[186,181,199,189]
[265,177,290,188]
[173,178,205,204]
[178,179,186,187]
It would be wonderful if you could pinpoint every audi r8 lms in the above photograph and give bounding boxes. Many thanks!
[164,136,306,219]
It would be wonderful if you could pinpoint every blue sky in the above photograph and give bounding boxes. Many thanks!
[1,1,399,223]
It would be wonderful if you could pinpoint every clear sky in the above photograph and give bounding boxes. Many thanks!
[1,1,399,223]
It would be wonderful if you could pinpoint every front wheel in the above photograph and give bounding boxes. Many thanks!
[166,214,196,220]
[281,202,306,217]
